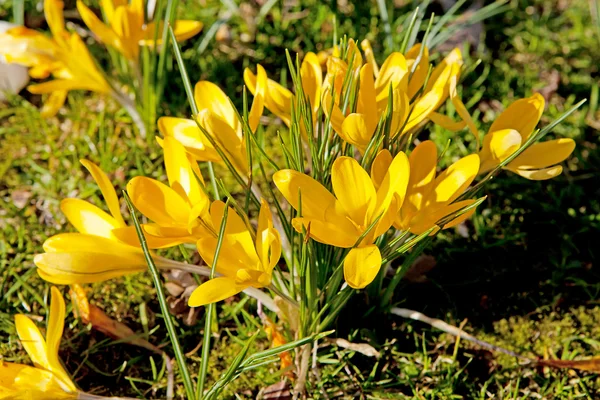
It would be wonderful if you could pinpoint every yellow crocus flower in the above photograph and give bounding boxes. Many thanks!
[244,51,323,128]
[324,45,475,153]
[0,287,78,399]
[274,151,410,289]
[77,0,203,61]
[396,140,480,234]
[117,136,214,248]
[34,160,177,284]
[0,0,111,117]
[188,199,281,306]
[479,93,576,180]
[158,76,267,175]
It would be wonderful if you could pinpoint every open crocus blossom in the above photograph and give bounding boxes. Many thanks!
[34,160,186,284]
[77,0,202,61]
[244,52,323,128]
[188,199,281,306]
[478,93,575,180]
[0,287,78,399]
[274,151,409,289]
[396,141,481,234]
[158,76,267,175]
[0,0,111,117]
[324,45,474,153]
[117,136,214,248]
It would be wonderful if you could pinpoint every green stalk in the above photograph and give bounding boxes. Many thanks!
[123,192,195,399]
[197,200,230,399]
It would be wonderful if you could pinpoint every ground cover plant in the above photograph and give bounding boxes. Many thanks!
[0,0,599,398]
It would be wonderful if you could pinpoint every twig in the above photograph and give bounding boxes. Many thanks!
[390,307,530,360]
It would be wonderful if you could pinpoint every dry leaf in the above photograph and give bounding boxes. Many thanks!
[69,284,159,353]
[404,254,436,283]
[261,380,291,400]
[332,338,380,358]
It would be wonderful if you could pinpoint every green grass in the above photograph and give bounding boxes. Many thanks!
[1,0,599,398]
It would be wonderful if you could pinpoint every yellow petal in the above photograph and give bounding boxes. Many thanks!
[40,90,67,118]
[425,154,480,207]
[357,63,378,133]
[111,6,137,60]
[343,245,382,289]
[197,237,258,278]
[35,233,155,284]
[375,52,408,103]
[244,68,293,125]
[488,128,522,162]
[370,149,393,190]
[291,217,359,248]
[256,199,281,271]
[408,199,478,234]
[372,151,410,223]
[80,159,126,227]
[7,362,76,396]
[488,93,544,141]
[406,43,429,99]
[112,225,202,249]
[300,52,322,114]
[171,20,203,42]
[35,252,147,284]
[509,138,575,170]
[208,201,260,267]
[194,81,239,134]
[389,89,410,137]
[44,0,66,38]
[402,89,441,133]
[340,113,373,153]
[15,314,50,370]
[273,169,343,221]
[505,165,563,180]
[77,1,123,52]
[399,140,437,228]
[361,38,379,77]
[345,38,362,71]
[41,232,136,254]
[195,109,248,174]
[425,48,462,96]
[448,66,478,147]
[157,117,221,163]
[141,20,203,45]
[127,177,191,226]
[46,287,76,392]
[248,64,267,132]
[162,136,205,206]
[331,156,376,226]
[188,277,246,307]
[60,199,120,239]
[429,112,466,132]
[322,90,345,134]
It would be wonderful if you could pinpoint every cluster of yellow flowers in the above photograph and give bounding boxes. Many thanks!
[0,0,202,134]
[28,38,574,296]
[0,6,577,396]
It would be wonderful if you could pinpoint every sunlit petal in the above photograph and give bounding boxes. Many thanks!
[488,93,545,141]
[157,117,221,163]
[60,199,120,239]
[509,138,575,170]
[188,277,247,307]
[127,177,191,226]
[343,245,382,289]
[331,156,376,226]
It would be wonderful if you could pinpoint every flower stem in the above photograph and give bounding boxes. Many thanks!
[123,192,196,399]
